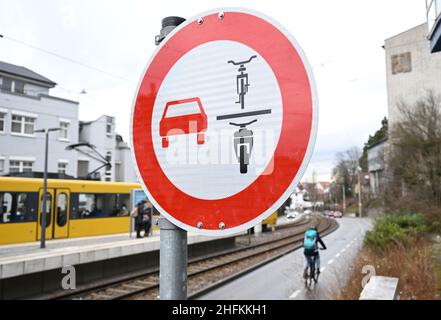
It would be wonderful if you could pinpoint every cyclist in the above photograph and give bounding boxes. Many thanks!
[303,222,327,280]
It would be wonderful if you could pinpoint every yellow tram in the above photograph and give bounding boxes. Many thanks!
[0,177,140,245]
[262,211,278,231]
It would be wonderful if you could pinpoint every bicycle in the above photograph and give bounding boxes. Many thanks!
[304,248,324,288]
[227,55,257,110]
[229,119,257,174]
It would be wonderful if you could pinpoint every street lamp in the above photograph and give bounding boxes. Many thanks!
[34,127,62,249]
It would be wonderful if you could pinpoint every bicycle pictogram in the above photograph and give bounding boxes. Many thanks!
[217,55,272,174]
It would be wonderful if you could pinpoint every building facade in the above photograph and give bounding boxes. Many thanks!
[367,139,388,197]
[0,60,137,182]
[0,61,79,177]
[384,23,441,128]
[78,115,137,182]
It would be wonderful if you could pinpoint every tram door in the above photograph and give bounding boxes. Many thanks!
[37,188,70,240]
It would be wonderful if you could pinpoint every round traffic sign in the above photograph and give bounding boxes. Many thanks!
[130,8,318,235]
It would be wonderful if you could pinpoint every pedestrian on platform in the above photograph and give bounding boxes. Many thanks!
[131,199,148,239]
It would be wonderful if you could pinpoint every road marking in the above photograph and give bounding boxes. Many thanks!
[335,253,341,258]
[289,289,301,299]
[341,248,346,253]
[320,267,326,272]
[327,259,334,265]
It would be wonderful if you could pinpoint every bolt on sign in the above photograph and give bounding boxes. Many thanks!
[130,8,318,235]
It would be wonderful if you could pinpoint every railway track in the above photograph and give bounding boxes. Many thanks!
[56,215,336,300]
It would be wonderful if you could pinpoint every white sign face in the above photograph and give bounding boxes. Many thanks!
[151,40,283,199]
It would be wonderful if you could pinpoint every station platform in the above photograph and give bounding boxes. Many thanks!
[0,229,242,280]
[0,215,302,299]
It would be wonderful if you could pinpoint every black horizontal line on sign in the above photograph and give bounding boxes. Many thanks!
[216,109,272,120]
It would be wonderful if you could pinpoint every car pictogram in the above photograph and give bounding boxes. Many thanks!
[159,97,207,148]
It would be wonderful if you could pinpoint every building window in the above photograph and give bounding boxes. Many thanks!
[0,159,4,173]
[106,117,113,135]
[1,78,25,94]
[105,151,112,181]
[1,78,12,92]
[0,112,5,133]
[391,52,412,74]
[58,161,68,174]
[9,160,33,173]
[11,114,36,135]
[59,121,69,140]
[14,80,24,94]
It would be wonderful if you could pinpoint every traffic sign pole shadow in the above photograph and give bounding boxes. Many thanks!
[155,16,188,300]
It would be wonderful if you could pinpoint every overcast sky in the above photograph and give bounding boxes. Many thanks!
[0,0,427,181]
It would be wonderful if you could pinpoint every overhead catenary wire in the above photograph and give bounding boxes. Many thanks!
[0,33,132,82]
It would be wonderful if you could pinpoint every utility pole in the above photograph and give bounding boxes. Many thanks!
[342,184,346,214]
[357,167,362,217]
[34,127,61,249]
[155,16,188,300]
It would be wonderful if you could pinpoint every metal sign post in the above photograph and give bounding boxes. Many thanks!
[155,16,188,300]
[34,127,61,249]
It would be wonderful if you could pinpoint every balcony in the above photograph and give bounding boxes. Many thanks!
[426,0,441,52]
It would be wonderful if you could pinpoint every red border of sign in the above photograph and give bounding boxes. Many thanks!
[132,9,316,233]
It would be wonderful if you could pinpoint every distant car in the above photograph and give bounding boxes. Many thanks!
[304,209,312,215]
[334,211,343,218]
[160,97,207,148]
[287,211,299,219]
[327,211,335,218]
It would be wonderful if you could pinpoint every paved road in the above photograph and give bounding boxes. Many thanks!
[198,217,373,300]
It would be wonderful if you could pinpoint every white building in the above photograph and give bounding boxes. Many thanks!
[289,186,313,210]
[78,115,137,182]
[367,139,388,197]
[0,60,137,182]
[0,61,79,177]
[384,23,441,128]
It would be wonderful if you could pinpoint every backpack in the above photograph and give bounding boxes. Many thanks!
[304,228,318,253]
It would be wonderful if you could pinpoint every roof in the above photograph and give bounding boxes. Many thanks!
[0,61,56,87]
[384,23,427,43]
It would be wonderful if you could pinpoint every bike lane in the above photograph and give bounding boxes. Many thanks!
[198,217,373,300]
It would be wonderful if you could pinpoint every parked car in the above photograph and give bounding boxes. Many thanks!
[334,211,343,218]
[327,211,335,218]
[304,209,312,215]
[287,211,299,219]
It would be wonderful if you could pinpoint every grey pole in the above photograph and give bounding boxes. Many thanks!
[35,127,61,249]
[155,16,188,300]
[342,184,346,214]
[40,130,49,249]
[357,168,362,217]
[158,217,187,299]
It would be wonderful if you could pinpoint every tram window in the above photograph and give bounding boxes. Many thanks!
[0,192,38,223]
[70,193,130,219]
[56,193,68,227]
[0,193,12,223]
[40,193,52,227]
[78,193,96,218]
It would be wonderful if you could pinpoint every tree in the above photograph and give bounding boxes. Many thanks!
[304,170,320,207]
[387,92,441,208]
[332,146,361,198]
